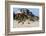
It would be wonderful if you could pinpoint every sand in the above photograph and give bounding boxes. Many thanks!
[13,20,39,28]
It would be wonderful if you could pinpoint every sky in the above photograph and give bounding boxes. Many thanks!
[13,8,39,16]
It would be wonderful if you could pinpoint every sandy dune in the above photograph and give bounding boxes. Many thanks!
[13,20,39,28]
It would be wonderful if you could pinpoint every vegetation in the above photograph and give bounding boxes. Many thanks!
[13,8,39,24]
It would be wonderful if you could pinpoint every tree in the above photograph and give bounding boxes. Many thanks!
[13,12,16,19]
